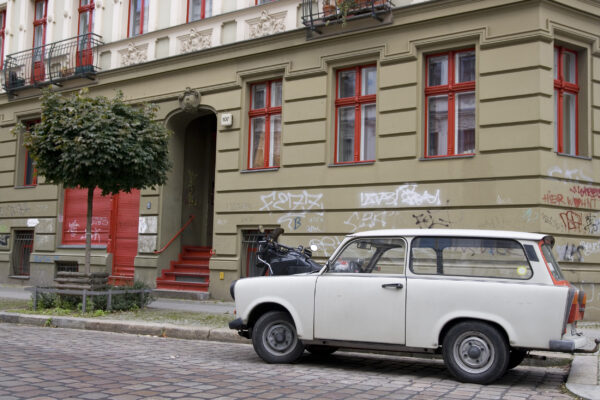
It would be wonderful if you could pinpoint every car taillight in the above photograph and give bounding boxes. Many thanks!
[567,290,586,324]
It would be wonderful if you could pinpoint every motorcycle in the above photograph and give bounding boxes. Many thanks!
[256,228,322,276]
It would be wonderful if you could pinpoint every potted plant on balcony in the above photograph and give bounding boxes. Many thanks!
[323,0,336,17]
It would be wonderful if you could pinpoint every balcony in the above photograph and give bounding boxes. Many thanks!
[301,0,394,34]
[3,33,103,94]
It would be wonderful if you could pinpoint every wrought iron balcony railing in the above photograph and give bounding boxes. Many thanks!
[3,33,103,93]
[302,0,394,32]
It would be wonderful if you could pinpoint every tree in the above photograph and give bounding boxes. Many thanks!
[14,88,171,275]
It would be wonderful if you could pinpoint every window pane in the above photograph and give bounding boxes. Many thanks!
[35,1,45,19]
[361,66,376,96]
[0,13,5,29]
[189,0,202,21]
[270,114,281,167]
[79,11,90,36]
[81,0,91,5]
[34,25,44,48]
[554,47,559,80]
[271,81,282,107]
[456,51,475,83]
[563,51,576,84]
[554,89,558,151]
[130,0,141,36]
[331,238,405,274]
[250,117,266,168]
[24,152,35,186]
[562,92,576,155]
[252,84,267,109]
[361,103,376,161]
[337,107,355,162]
[143,0,149,34]
[338,70,356,98]
[456,92,475,154]
[427,95,448,156]
[205,0,212,18]
[427,55,448,87]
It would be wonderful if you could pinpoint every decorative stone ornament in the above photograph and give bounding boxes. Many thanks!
[120,43,148,67]
[248,10,286,39]
[179,87,202,113]
[179,28,212,54]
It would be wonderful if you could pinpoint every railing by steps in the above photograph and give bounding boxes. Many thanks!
[153,215,196,255]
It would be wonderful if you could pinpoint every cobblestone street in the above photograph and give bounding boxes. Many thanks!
[0,324,573,399]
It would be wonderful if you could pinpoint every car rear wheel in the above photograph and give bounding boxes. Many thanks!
[442,321,509,384]
[252,311,304,363]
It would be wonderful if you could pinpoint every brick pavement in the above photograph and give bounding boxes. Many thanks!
[0,324,574,400]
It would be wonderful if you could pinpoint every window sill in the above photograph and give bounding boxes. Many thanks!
[9,275,30,280]
[328,161,375,167]
[556,152,592,161]
[419,154,475,161]
[241,167,280,173]
[14,185,37,189]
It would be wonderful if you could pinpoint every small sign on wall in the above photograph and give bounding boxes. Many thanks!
[0,234,9,248]
[220,113,233,127]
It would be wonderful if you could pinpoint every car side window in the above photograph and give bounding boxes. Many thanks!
[410,237,532,279]
[329,238,405,274]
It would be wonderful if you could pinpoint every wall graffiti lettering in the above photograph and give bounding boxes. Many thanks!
[570,185,600,199]
[360,184,441,208]
[555,243,584,262]
[560,211,583,232]
[260,190,324,212]
[412,211,452,229]
[581,240,600,257]
[0,234,9,247]
[542,190,598,209]
[344,211,395,232]
[309,236,342,258]
[32,255,59,263]
[547,166,592,181]
[554,211,600,235]
[0,204,31,218]
[277,213,305,231]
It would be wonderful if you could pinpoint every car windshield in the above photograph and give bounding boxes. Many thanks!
[541,243,566,282]
[329,238,405,274]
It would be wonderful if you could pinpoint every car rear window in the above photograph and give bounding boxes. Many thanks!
[410,237,532,280]
[541,244,566,282]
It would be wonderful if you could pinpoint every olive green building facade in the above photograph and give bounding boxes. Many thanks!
[1,0,600,317]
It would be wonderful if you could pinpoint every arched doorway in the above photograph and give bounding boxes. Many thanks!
[156,106,217,292]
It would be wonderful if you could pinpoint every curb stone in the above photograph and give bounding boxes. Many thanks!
[0,311,250,344]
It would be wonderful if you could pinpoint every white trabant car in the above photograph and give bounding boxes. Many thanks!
[229,229,594,384]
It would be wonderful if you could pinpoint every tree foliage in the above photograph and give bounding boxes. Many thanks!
[16,88,171,195]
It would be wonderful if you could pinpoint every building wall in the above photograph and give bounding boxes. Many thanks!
[0,0,599,317]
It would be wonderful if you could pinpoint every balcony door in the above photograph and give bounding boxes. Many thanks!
[77,0,94,72]
[32,0,47,83]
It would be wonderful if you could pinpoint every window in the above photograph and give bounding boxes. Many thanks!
[425,49,475,157]
[128,0,149,37]
[0,10,6,70]
[554,46,579,156]
[78,0,94,36]
[188,0,212,21]
[248,80,282,169]
[32,0,47,82]
[11,230,34,276]
[335,65,376,163]
[410,237,531,279]
[256,0,276,4]
[329,238,405,274]
[77,0,94,70]
[20,121,38,187]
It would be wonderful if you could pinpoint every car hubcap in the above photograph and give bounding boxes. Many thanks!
[264,322,295,355]
[454,331,494,374]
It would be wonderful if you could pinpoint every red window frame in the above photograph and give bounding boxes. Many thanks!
[32,0,47,82]
[248,80,282,169]
[127,0,148,37]
[22,121,39,187]
[554,46,579,156]
[32,0,47,48]
[0,10,6,70]
[187,0,211,22]
[424,48,476,158]
[334,64,377,164]
[78,0,94,36]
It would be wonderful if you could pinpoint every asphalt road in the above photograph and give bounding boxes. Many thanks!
[0,324,573,400]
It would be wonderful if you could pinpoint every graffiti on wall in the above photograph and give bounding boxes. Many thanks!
[309,236,343,258]
[0,234,9,247]
[412,210,452,229]
[360,184,441,208]
[344,211,396,232]
[547,166,592,181]
[260,190,325,231]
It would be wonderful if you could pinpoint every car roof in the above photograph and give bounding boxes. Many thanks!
[348,229,548,242]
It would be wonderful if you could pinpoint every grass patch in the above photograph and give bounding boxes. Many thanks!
[0,298,30,311]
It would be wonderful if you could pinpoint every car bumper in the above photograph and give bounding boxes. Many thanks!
[549,334,588,352]
[228,318,250,339]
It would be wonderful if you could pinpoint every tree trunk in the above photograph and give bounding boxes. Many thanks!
[84,187,94,275]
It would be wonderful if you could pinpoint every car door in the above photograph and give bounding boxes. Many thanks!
[314,237,407,344]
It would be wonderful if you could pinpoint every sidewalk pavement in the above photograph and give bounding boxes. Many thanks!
[1,285,600,398]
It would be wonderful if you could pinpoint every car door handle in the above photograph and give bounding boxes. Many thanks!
[381,283,403,289]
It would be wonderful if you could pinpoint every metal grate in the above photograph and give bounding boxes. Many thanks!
[12,230,34,276]
[56,260,79,273]
[241,230,268,278]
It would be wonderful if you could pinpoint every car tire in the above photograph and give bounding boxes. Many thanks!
[252,311,304,364]
[305,345,338,356]
[507,349,527,369]
[442,321,509,384]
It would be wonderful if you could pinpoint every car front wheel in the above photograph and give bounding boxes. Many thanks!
[252,311,304,363]
[442,321,509,384]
